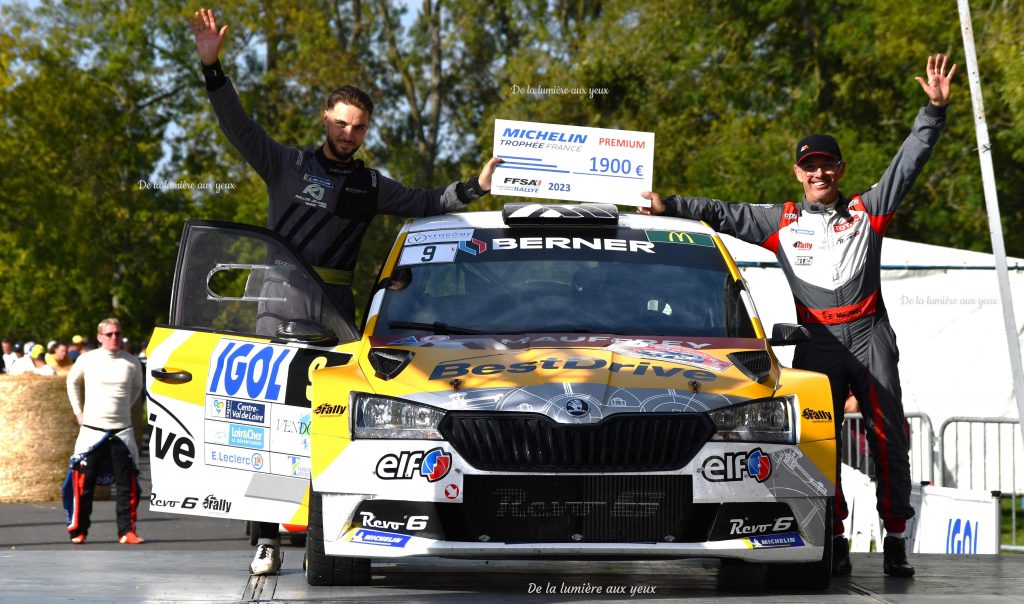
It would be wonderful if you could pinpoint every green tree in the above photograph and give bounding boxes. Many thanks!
[0,0,196,343]
[480,0,1024,256]
[3,0,1022,345]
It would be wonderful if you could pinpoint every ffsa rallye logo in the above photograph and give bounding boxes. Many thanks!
[503,177,541,193]
[701,448,773,483]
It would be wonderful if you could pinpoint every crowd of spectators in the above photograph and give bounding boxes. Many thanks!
[0,334,145,376]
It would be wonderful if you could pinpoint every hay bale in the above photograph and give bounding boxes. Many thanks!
[0,374,79,502]
[0,374,145,503]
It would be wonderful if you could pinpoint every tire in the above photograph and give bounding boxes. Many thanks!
[764,497,833,591]
[305,490,371,586]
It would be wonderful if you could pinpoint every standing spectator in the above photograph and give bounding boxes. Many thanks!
[62,318,145,545]
[29,344,57,376]
[68,335,86,362]
[46,341,74,375]
[1,339,13,373]
[7,342,34,375]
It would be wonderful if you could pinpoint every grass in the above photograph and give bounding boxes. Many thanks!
[1000,495,1024,551]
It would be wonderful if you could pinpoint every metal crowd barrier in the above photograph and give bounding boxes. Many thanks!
[841,411,935,484]
[938,417,1024,550]
[842,413,1024,551]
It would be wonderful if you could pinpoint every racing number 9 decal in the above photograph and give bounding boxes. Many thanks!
[283,349,351,407]
[306,356,329,403]
[421,246,436,262]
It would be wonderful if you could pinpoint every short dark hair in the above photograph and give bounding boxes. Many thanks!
[325,85,374,117]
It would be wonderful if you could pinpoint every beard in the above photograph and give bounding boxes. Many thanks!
[326,137,360,162]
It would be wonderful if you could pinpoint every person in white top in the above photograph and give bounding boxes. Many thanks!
[7,342,36,375]
[1,339,15,373]
[63,318,145,545]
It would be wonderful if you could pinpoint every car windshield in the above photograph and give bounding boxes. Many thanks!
[374,226,757,338]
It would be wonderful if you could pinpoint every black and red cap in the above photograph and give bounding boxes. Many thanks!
[795,134,842,164]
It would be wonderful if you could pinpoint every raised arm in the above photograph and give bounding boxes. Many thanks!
[640,191,783,247]
[190,7,227,66]
[377,157,502,217]
[915,53,957,108]
[190,7,290,181]
[861,53,957,222]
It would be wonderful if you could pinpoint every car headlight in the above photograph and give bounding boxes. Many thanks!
[352,393,445,439]
[708,397,795,443]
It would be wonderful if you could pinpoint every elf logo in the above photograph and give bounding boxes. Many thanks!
[149,412,195,469]
[701,448,772,483]
[375,447,452,482]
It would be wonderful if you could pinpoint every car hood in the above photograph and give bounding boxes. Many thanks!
[360,334,778,420]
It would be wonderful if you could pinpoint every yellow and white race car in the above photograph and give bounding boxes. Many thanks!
[146,203,835,590]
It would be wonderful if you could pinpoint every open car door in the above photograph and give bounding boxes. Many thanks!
[145,220,358,525]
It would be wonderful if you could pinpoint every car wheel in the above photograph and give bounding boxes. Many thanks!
[764,497,833,591]
[305,490,371,586]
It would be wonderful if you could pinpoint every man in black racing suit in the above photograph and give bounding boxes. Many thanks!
[190,7,501,576]
[643,54,957,578]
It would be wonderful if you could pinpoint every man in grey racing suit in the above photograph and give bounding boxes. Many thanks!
[643,54,956,578]
[190,7,500,576]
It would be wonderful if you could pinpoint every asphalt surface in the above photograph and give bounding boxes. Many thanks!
[3,452,1024,602]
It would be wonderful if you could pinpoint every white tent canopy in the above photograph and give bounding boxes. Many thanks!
[721,234,1024,430]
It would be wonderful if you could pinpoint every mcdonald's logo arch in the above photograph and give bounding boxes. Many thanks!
[645,230,716,247]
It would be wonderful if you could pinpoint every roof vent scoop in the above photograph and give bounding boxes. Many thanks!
[727,351,772,383]
[502,203,619,227]
[368,348,415,380]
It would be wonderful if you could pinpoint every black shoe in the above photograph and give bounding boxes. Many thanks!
[832,535,852,576]
[883,536,915,577]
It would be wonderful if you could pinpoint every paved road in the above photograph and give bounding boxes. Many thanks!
[3,453,1023,602]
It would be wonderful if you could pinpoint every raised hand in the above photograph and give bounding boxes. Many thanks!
[915,53,957,107]
[477,157,503,192]
[190,7,228,66]
[638,191,665,215]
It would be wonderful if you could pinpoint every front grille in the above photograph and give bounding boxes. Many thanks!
[451,474,714,542]
[439,412,714,471]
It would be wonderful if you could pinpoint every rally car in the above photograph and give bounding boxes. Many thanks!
[145,203,835,590]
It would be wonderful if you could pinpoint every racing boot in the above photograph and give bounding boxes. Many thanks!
[883,536,915,577]
[831,535,852,576]
[250,539,283,575]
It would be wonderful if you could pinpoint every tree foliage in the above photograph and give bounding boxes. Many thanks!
[1,0,1022,342]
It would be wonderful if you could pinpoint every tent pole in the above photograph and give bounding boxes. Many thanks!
[957,1,1024,438]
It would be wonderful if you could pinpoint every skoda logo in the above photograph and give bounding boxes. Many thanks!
[565,398,589,416]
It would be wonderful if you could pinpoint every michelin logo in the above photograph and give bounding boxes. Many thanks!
[747,532,804,548]
[350,529,410,548]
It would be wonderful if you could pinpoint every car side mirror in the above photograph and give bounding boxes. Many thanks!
[769,323,811,346]
[275,319,339,347]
